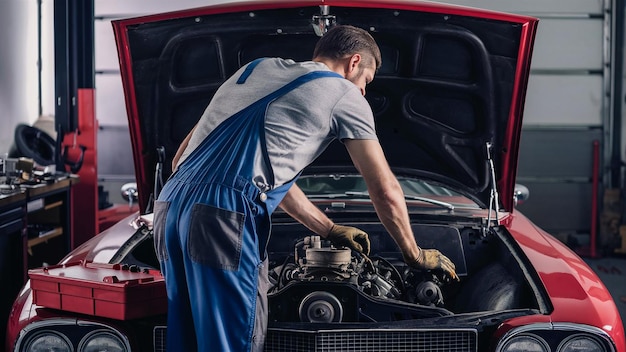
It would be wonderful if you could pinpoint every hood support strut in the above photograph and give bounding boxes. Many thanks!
[484,142,500,236]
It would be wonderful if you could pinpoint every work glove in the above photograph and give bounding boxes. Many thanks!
[326,224,371,255]
[405,248,459,281]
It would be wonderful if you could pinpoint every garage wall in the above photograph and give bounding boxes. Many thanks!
[92,0,617,240]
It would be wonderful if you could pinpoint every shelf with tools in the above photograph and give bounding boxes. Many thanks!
[0,164,78,345]
[23,177,77,268]
[26,226,64,255]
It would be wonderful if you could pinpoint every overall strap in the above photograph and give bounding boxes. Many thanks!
[265,70,343,102]
[236,58,265,84]
[236,58,343,103]
[255,70,343,192]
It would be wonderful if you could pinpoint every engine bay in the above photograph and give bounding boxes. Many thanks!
[262,219,543,324]
[267,235,456,323]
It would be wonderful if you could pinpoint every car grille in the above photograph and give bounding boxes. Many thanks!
[153,326,477,352]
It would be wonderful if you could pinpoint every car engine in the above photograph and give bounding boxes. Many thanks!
[267,235,453,323]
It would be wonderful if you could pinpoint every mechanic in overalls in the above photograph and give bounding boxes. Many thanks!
[153,25,459,352]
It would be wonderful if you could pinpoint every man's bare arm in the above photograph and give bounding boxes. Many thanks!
[343,139,421,261]
[279,183,370,254]
[279,184,334,236]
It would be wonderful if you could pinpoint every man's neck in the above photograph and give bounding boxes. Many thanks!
[312,57,347,78]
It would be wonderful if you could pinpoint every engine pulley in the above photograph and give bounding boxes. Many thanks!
[298,291,343,323]
[415,280,444,306]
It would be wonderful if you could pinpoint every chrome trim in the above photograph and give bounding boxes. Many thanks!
[267,327,477,334]
[513,183,529,206]
[312,5,336,36]
[154,325,166,352]
[264,327,478,352]
[495,322,616,352]
[13,318,131,352]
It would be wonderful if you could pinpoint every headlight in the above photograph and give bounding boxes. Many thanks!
[558,334,604,352]
[14,319,132,352]
[500,334,549,352]
[79,330,127,352]
[496,323,614,352]
[23,331,72,352]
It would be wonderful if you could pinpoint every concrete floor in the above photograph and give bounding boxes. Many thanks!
[583,255,626,331]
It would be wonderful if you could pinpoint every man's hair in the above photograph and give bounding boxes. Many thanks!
[313,25,382,70]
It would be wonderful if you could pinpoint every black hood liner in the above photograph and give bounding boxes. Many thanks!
[116,4,528,211]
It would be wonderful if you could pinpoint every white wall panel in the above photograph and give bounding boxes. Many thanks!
[531,18,604,70]
[95,20,121,71]
[524,75,603,126]
[95,0,242,17]
[95,0,605,17]
[94,0,607,16]
[435,0,603,15]
[95,75,128,126]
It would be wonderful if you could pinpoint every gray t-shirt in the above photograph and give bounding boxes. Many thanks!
[178,58,378,188]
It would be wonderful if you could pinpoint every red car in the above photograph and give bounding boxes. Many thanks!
[6,1,625,351]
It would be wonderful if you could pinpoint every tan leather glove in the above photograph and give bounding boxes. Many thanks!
[326,224,371,255]
[405,248,459,281]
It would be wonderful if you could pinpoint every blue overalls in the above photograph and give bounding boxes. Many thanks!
[153,60,342,352]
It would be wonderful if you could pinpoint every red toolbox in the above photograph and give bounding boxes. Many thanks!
[29,261,167,320]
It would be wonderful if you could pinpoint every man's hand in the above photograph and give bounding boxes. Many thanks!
[405,248,459,281]
[326,224,370,255]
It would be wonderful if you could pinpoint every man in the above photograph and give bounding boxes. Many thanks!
[154,25,458,352]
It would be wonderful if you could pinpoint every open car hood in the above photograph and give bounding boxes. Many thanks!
[112,0,537,214]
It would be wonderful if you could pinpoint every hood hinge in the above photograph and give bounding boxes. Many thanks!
[312,5,336,36]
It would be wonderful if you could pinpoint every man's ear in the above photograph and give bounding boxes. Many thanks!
[346,54,362,74]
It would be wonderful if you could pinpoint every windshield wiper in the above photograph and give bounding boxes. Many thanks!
[344,191,455,211]
[306,193,351,199]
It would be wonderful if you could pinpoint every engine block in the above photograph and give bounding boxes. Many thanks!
[267,236,449,323]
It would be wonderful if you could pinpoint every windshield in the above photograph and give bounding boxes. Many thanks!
[296,174,480,209]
